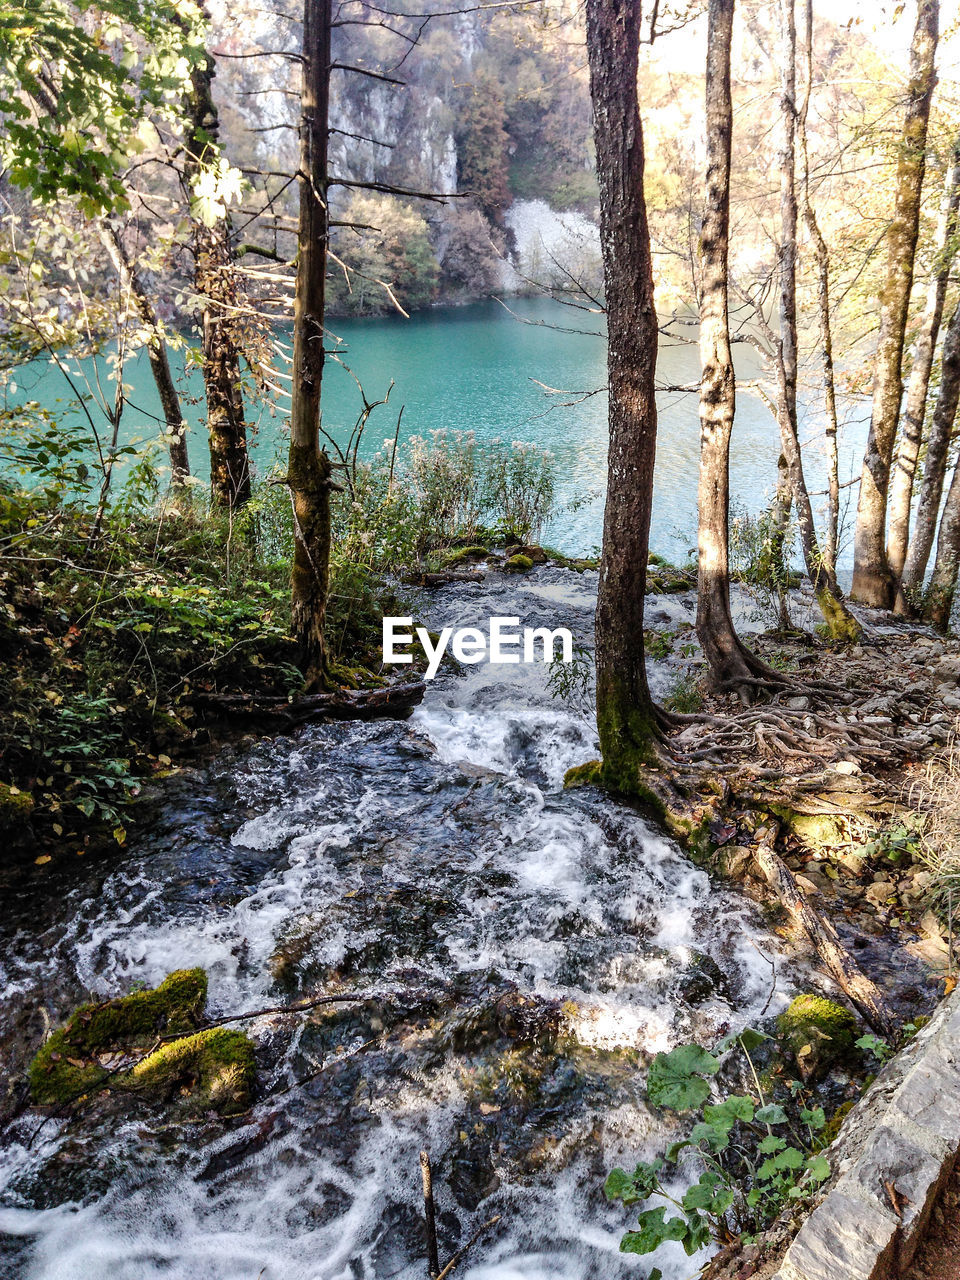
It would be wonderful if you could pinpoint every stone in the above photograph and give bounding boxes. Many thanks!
[832,760,861,776]
[846,1124,952,1266]
[774,1189,898,1280]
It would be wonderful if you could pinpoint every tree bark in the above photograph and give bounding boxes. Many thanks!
[586,0,663,781]
[99,226,190,487]
[902,299,960,599]
[776,0,859,639]
[889,135,960,604]
[851,0,939,607]
[927,450,960,631]
[288,0,336,690]
[184,22,252,510]
[697,0,770,693]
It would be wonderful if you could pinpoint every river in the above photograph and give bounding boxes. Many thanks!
[0,562,815,1280]
[4,298,869,562]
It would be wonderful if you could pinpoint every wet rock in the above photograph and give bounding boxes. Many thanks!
[718,844,755,879]
[776,994,858,1080]
[678,951,730,1006]
[28,969,255,1117]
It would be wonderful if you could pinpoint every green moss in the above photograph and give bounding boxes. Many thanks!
[563,760,604,789]
[443,545,489,566]
[127,1027,255,1115]
[503,554,534,574]
[816,1098,855,1149]
[815,590,862,642]
[777,994,858,1078]
[0,782,33,829]
[29,968,209,1106]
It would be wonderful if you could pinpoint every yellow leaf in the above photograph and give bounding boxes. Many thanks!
[35,855,51,865]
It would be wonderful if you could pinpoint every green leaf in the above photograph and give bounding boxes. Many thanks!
[647,1044,720,1111]
[759,1134,787,1154]
[605,1160,662,1205]
[619,1207,686,1255]
[805,1155,831,1183]
[774,1146,806,1171]
[755,1103,788,1125]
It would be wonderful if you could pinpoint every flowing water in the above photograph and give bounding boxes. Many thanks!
[0,567,809,1280]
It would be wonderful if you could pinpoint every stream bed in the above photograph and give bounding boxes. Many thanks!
[0,569,806,1280]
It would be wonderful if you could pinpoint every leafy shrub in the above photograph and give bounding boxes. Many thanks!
[605,1030,831,1266]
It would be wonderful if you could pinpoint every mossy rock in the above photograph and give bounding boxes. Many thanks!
[126,1028,255,1115]
[563,760,603,789]
[776,994,858,1079]
[503,554,534,574]
[443,545,489,566]
[0,781,34,832]
[28,969,253,1115]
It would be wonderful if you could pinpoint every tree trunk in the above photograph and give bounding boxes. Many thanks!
[926,451,960,630]
[777,0,859,639]
[697,0,769,693]
[585,0,662,781]
[184,23,252,510]
[905,300,960,605]
[851,0,939,607]
[889,135,960,605]
[99,226,190,487]
[287,0,335,690]
[798,0,839,584]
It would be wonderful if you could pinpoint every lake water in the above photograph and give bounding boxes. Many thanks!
[5,297,869,561]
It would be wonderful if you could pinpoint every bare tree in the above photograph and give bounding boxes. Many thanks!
[586,0,664,779]
[925,446,960,630]
[775,0,859,638]
[889,134,960,604]
[797,0,839,581]
[901,298,960,601]
[98,224,190,488]
[182,13,254,510]
[287,0,337,690]
[851,0,939,607]
[696,0,775,693]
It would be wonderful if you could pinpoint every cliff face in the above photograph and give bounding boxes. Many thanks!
[208,0,599,311]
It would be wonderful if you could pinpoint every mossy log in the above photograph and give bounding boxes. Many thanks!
[189,680,426,728]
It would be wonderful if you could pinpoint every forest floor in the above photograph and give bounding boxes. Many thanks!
[903,1164,960,1280]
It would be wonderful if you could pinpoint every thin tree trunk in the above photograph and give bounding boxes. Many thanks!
[851,0,939,607]
[99,226,190,487]
[287,0,336,690]
[697,0,770,694]
[798,0,839,584]
[903,300,960,600]
[926,451,960,630]
[586,0,663,779]
[889,134,960,604]
[184,22,252,510]
[777,0,859,639]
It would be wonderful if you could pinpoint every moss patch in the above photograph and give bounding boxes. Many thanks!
[503,554,534,574]
[127,1027,255,1115]
[776,994,858,1079]
[0,782,33,831]
[28,968,254,1116]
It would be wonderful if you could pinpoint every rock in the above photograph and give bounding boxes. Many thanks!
[795,874,822,897]
[503,554,534,574]
[864,881,896,907]
[838,852,866,876]
[936,683,960,710]
[517,544,548,564]
[718,845,755,879]
[28,968,255,1116]
[678,952,730,1005]
[777,994,858,1080]
[832,760,860,776]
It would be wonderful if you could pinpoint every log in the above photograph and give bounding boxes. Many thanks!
[189,681,426,728]
[754,845,896,1035]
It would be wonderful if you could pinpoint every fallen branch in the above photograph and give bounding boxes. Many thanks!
[188,681,426,726]
[753,845,896,1034]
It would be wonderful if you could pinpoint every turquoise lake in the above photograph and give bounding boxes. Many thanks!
[5,296,869,561]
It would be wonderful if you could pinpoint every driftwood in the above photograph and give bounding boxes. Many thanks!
[189,681,426,728]
[754,844,896,1035]
[420,1150,441,1278]
[401,569,486,588]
